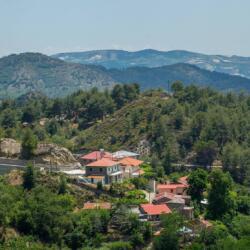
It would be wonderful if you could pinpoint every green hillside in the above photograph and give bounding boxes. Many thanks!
[0,53,116,98]
[78,84,250,185]
[78,90,169,151]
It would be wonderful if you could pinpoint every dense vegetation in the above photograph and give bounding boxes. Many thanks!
[0,83,249,249]
[0,83,140,154]
[1,82,250,186]
[0,165,249,249]
[0,167,152,249]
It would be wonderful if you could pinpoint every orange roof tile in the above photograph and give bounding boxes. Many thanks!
[140,204,171,215]
[119,157,143,167]
[86,158,118,167]
[178,176,188,185]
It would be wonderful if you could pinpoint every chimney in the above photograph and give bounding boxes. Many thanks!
[100,149,105,159]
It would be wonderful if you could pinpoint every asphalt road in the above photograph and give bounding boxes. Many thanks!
[0,157,28,168]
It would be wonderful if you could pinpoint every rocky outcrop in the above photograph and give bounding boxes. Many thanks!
[34,143,78,166]
[0,138,79,167]
[136,139,151,156]
[0,138,21,157]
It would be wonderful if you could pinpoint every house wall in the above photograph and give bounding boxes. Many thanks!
[86,166,108,177]
[166,202,185,212]
[85,164,122,184]
[158,187,187,195]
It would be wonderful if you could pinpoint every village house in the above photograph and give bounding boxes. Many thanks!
[139,203,172,221]
[85,158,123,185]
[118,157,144,178]
[153,192,193,219]
[157,183,188,195]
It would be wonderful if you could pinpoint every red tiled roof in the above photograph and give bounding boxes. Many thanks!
[86,158,118,167]
[83,202,111,210]
[140,204,171,215]
[178,176,188,185]
[81,151,112,160]
[119,157,143,167]
[154,192,175,201]
[132,168,145,175]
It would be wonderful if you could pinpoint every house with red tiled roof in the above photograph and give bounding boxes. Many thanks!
[80,149,112,165]
[118,157,144,178]
[157,183,188,195]
[178,176,188,185]
[140,203,171,221]
[85,158,123,185]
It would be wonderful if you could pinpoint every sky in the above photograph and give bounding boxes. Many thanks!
[0,0,250,57]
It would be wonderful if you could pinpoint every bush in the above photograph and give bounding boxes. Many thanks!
[105,241,132,250]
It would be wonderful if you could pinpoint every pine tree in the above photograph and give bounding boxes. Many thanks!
[23,163,35,190]
[21,128,38,159]
[58,175,67,194]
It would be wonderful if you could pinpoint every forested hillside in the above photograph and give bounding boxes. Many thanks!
[0,53,116,99]
[108,63,250,92]
[0,83,250,185]
[80,83,250,185]
[0,83,249,249]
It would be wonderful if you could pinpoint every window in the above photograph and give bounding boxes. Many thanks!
[90,168,92,171]
[100,168,103,172]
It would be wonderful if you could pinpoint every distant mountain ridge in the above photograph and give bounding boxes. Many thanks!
[0,52,250,99]
[107,63,250,92]
[53,49,250,79]
[0,53,116,98]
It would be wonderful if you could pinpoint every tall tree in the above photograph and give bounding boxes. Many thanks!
[23,163,36,190]
[188,169,207,202]
[194,140,217,166]
[153,212,183,250]
[21,129,38,159]
[1,109,17,129]
[207,169,236,220]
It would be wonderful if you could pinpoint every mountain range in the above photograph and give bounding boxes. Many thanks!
[0,52,250,99]
[0,53,116,98]
[53,49,250,79]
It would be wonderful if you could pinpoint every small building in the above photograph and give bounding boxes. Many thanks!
[112,150,139,160]
[157,183,188,195]
[139,204,171,221]
[83,202,112,210]
[85,158,123,185]
[153,192,193,220]
[118,157,144,178]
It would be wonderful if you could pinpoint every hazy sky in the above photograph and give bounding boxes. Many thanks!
[0,0,250,57]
